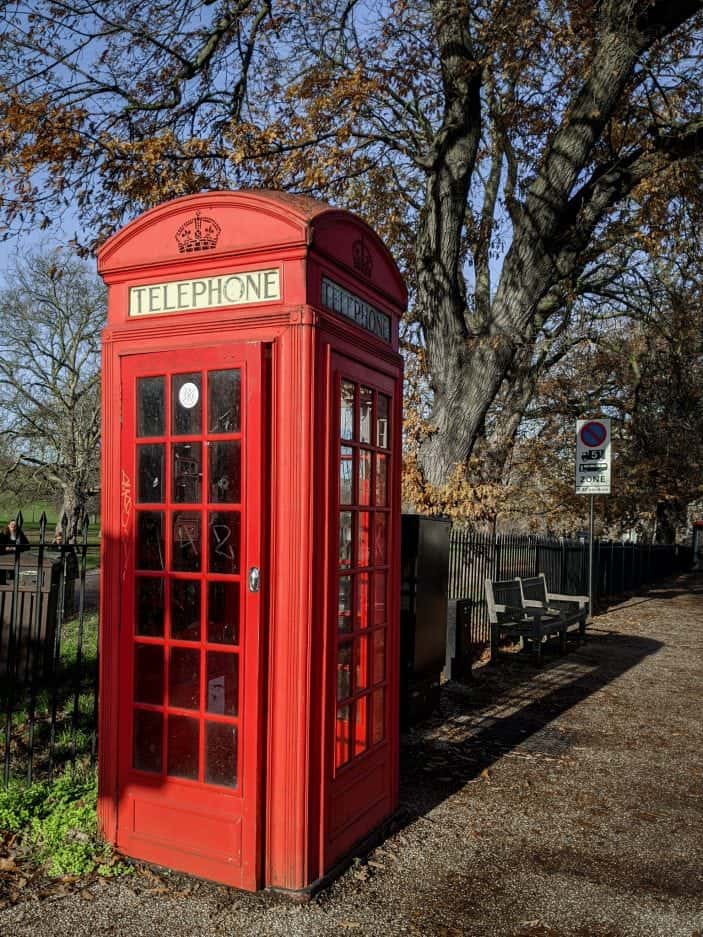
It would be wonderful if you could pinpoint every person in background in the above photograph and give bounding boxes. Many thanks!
[4,519,29,550]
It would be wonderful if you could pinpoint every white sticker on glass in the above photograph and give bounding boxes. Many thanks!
[178,382,199,409]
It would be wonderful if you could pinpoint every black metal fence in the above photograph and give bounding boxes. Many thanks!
[448,530,692,671]
[0,513,100,786]
[0,513,693,787]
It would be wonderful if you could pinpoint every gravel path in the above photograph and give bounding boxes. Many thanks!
[2,574,702,936]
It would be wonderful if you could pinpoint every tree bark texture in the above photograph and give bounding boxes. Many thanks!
[417,0,703,487]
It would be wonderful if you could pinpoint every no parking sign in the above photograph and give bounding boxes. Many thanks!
[576,418,611,495]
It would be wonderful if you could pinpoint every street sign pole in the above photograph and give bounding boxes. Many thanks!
[576,418,612,621]
[588,495,594,623]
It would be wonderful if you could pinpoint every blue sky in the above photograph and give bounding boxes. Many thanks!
[0,214,97,281]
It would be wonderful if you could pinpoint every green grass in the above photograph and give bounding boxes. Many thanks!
[0,767,131,877]
[0,499,58,527]
[0,497,101,538]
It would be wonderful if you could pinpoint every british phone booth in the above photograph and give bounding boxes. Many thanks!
[97,191,405,893]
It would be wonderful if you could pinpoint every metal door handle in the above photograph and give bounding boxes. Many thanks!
[248,567,260,593]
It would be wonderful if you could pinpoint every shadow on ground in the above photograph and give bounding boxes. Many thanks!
[397,607,665,824]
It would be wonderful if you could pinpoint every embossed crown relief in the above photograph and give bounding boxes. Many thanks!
[175,210,221,253]
[352,238,373,278]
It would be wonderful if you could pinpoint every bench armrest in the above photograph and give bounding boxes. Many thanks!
[546,592,588,608]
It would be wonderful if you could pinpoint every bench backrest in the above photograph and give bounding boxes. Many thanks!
[520,574,549,606]
[485,577,524,623]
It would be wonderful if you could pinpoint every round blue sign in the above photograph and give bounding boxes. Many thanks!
[580,421,607,448]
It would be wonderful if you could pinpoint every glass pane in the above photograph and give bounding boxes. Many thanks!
[137,444,164,503]
[208,581,239,644]
[167,715,199,780]
[376,395,389,448]
[354,635,369,691]
[208,369,241,434]
[337,642,352,700]
[358,450,372,505]
[374,513,388,566]
[354,695,368,757]
[173,443,202,503]
[169,647,200,710]
[209,441,241,503]
[372,629,386,684]
[134,645,163,704]
[172,512,201,572]
[135,578,164,636]
[375,454,388,507]
[372,689,384,745]
[206,652,239,716]
[340,447,353,504]
[136,512,165,571]
[340,381,355,440]
[357,511,371,567]
[209,512,240,574]
[205,722,238,788]
[356,573,369,630]
[335,705,351,769]
[133,709,162,773]
[359,387,373,443]
[137,376,164,438]
[339,511,352,568]
[373,572,386,624]
[172,373,202,435]
[338,576,352,633]
[170,579,200,641]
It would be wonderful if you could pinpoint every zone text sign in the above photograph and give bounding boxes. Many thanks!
[576,418,611,495]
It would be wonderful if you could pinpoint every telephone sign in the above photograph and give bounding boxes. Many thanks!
[576,419,611,494]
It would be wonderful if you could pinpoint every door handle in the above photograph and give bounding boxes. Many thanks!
[248,567,260,593]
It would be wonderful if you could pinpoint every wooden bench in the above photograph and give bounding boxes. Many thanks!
[485,577,567,666]
[520,574,589,643]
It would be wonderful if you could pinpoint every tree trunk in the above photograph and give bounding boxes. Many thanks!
[416,13,658,487]
[57,484,89,542]
[655,500,686,545]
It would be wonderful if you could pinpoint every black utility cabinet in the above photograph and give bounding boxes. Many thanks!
[400,514,450,726]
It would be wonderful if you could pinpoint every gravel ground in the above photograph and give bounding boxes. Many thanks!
[2,574,702,937]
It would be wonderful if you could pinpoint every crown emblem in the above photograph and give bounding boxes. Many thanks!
[175,210,221,253]
[352,239,373,278]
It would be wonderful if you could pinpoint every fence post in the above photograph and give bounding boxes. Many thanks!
[560,538,567,594]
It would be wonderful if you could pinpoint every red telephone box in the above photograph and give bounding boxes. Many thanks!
[97,190,405,893]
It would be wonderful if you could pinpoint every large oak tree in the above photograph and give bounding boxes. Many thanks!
[1,0,703,491]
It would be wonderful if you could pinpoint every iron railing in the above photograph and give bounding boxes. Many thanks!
[0,512,99,786]
[448,530,692,672]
